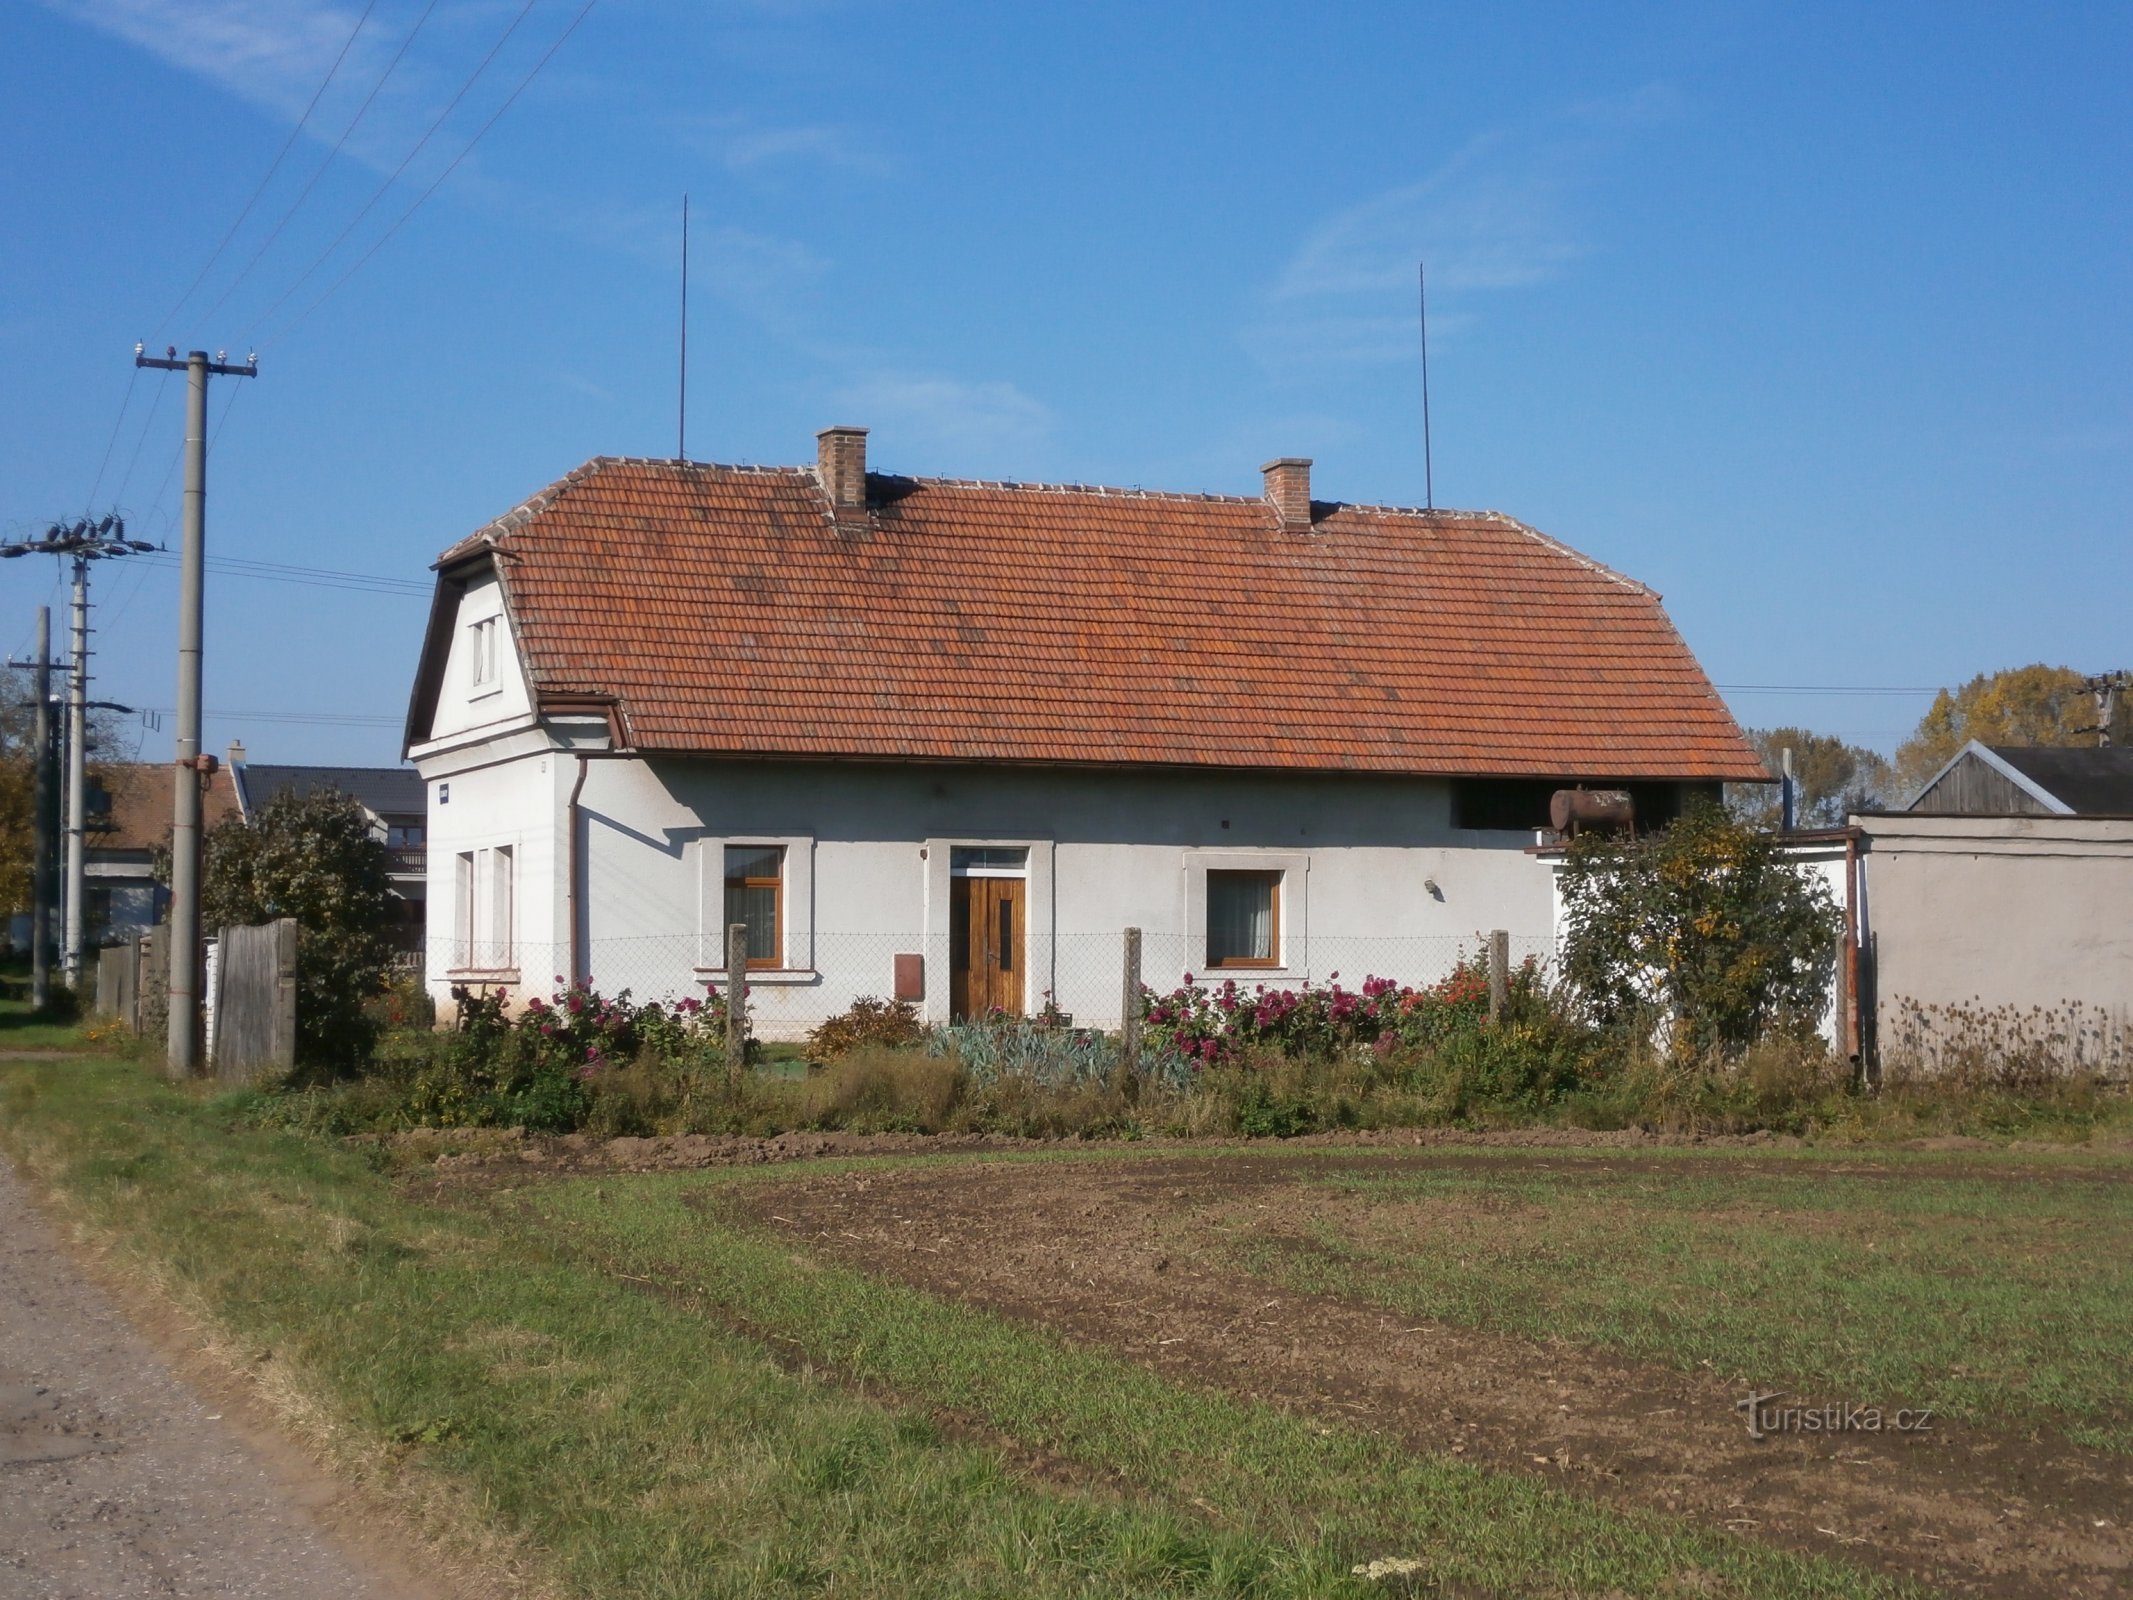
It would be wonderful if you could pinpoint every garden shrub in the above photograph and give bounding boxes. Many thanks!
[804,997,924,1065]
[394,980,735,1134]
[1555,802,1841,1058]
[190,785,399,1073]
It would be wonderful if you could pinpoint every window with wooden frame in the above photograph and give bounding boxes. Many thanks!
[1205,869,1281,968]
[722,845,784,968]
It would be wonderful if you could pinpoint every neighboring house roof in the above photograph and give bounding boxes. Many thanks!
[87,763,241,854]
[408,455,1766,781]
[234,762,424,819]
[1990,745,2133,814]
[1908,740,2133,816]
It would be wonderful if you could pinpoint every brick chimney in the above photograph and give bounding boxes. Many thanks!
[1262,457,1312,531]
[816,425,869,512]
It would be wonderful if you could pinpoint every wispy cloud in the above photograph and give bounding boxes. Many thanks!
[38,0,365,120]
[1248,87,1677,369]
[830,374,1054,477]
[1272,135,1581,303]
[671,114,894,177]
[39,0,557,180]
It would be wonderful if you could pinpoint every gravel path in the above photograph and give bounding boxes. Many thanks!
[0,1149,435,1600]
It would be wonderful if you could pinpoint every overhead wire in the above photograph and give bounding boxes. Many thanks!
[156,0,383,342]
[244,0,543,344]
[1716,684,1943,696]
[140,705,407,728]
[110,369,173,510]
[263,0,601,350]
[82,366,141,512]
[193,0,444,334]
[125,553,430,598]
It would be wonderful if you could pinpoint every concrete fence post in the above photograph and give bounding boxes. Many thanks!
[1487,928,1510,1023]
[273,917,299,1071]
[1120,927,1143,1081]
[725,922,748,1088]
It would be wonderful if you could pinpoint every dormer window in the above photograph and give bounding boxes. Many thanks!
[469,615,499,691]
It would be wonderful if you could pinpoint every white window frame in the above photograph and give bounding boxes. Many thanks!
[485,845,515,969]
[449,844,517,976]
[1181,852,1310,980]
[468,615,500,694]
[694,834,816,982]
[454,851,475,967]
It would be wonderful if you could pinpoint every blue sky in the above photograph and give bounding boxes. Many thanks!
[2,0,2127,767]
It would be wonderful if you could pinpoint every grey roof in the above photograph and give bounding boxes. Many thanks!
[1987,745,2133,815]
[235,763,424,819]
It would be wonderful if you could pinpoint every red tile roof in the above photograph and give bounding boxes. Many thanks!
[426,457,1765,781]
[89,762,241,854]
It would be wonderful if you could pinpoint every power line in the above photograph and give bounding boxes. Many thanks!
[140,705,406,727]
[82,367,140,512]
[156,0,383,341]
[111,369,174,509]
[263,0,600,349]
[245,0,543,344]
[125,551,430,598]
[1716,684,1943,695]
[194,0,444,334]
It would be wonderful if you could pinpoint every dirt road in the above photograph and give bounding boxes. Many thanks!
[0,1149,435,1600]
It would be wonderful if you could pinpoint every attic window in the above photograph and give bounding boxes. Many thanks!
[469,616,500,691]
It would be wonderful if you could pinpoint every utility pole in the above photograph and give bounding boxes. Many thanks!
[2082,672,2130,748]
[135,345,257,1075]
[63,556,89,988]
[2,518,152,991]
[30,609,53,1010]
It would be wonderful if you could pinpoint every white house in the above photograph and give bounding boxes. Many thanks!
[404,430,1765,1035]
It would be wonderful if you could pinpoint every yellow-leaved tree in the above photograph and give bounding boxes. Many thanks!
[1893,665,2127,796]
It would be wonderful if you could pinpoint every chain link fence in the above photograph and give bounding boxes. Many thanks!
[428,928,1556,1039]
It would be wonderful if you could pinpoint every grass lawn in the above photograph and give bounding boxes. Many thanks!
[0,1055,1914,1599]
[1184,1153,2133,1453]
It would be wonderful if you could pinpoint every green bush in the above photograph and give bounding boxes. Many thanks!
[1556,802,1842,1058]
[188,785,399,1073]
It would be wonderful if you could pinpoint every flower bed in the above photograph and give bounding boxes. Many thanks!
[1141,955,1512,1071]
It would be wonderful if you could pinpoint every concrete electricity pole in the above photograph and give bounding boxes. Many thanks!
[134,345,257,1075]
[63,556,90,988]
[31,608,54,1010]
[2,520,151,990]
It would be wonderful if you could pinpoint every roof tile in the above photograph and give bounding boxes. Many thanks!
[438,457,1766,781]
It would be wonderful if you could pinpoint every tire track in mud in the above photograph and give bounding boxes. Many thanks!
[739,1153,2132,1600]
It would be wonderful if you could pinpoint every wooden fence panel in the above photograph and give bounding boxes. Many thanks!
[213,919,298,1083]
[94,944,137,1024]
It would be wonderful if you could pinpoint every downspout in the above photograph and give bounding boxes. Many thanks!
[566,754,590,986]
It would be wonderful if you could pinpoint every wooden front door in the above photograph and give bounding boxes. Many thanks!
[950,875,1025,1019]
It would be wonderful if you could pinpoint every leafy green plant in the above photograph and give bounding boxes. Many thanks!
[927,1011,1117,1086]
[1555,802,1841,1058]
[186,785,398,1072]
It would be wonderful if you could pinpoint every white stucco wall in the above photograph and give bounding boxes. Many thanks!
[1856,815,2133,1045]
[415,738,1563,1035]
[426,570,533,743]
